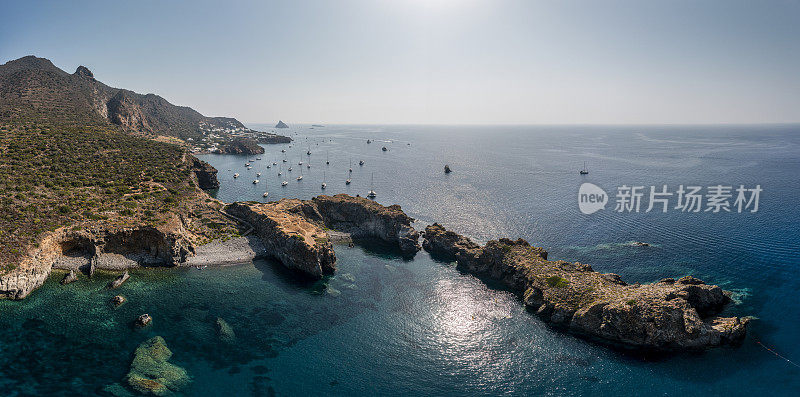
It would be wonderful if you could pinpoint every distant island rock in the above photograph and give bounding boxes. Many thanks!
[275,120,289,128]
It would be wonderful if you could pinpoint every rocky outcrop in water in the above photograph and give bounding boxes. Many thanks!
[275,120,289,128]
[136,314,153,327]
[422,223,748,351]
[225,201,336,278]
[300,194,421,256]
[60,269,78,285]
[107,270,130,289]
[112,295,126,307]
[189,155,219,190]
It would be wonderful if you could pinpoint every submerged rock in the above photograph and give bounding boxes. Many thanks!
[422,223,748,351]
[215,317,235,343]
[136,313,153,327]
[60,269,78,285]
[107,270,130,289]
[126,336,190,396]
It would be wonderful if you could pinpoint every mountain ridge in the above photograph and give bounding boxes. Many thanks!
[0,55,289,144]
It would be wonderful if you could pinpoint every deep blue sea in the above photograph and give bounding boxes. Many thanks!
[1,124,798,396]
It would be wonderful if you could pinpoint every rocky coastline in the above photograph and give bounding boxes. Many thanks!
[421,223,748,351]
[0,172,749,352]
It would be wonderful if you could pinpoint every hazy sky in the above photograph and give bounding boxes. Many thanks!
[2,0,799,125]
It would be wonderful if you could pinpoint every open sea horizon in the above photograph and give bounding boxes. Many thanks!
[1,124,798,396]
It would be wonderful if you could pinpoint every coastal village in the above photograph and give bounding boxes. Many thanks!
[188,119,289,154]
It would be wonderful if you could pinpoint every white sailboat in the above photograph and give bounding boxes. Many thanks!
[580,161,589,175]
[367,172,376,198]
[321,171,327,189]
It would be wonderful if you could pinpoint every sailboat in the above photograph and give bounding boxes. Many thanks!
[297,167,303,181]
[307,147,311,156]
[367,172,377,198]
[326,152,329,165]
[349,159,353,173]
[321,171,327,189]
[233,173,239,178]
[345,170,351,185]
[359,160,364,166]
[579,162,589,175]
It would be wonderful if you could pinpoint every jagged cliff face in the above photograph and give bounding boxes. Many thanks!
[106,90,152,131]
[300,194,421,256]
[422,223,748,351]
[189,155,220,190]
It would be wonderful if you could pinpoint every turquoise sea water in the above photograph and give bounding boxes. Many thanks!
[1,125,798,396]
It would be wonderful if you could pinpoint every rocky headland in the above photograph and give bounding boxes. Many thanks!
[422,223,748,351]
[298,194,421,256]
[218,137,265,155]
[225,200,337,278]
[224,194,421,278]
